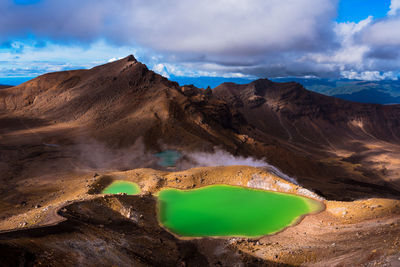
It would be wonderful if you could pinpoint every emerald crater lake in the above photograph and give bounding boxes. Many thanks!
[102,181,140,195]
[155,150,181,167]
[158,185,323,238]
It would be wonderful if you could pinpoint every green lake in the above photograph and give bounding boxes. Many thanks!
[158,185,322,238]
[155,150,181,167]
[102,181,140,195]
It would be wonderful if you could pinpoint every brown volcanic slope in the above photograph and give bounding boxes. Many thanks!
[214,79,400,199]
[0,167,399,267]
[0,55,239,150]
[1,55,400,201]
[0,85,12,89]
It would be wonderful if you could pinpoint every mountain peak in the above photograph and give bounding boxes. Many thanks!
[251,78,272,84]
[126,54,137,62]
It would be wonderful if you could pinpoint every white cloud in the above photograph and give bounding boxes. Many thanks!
[303,15,400,80]
[389,0,400,16]
[1,1,400,80]
[158,62,256,78]
[125,0,337,57]
[301,18,373,78]
[332,17,372,65]
[362,18,400,46]
[0,40,139,77]
[152,63,170,78]
[0,0,337,63]
[341,71,398,81]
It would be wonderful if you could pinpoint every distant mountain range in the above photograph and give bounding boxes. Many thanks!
[170,76,400,104]
[272,78,400,104]
[2,75,399,104]
[333,89,400,105]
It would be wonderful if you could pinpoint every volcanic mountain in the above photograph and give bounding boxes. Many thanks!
[1,56,400,266]
[213,79,400,199]
[1,55,399,200]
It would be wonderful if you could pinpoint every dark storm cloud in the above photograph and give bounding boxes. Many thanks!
[0,1,338,72]
[366,47,400,60]
[0,1,122,42]
[1,0,400,79]
[0,0,338,52]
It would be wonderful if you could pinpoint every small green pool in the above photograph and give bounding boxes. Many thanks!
[102,181,140,195]
[158,185,322,238]
[155,150,181,167]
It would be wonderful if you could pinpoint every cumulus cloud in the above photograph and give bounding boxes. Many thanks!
[306,18,372,70]
[0,0,339,78]
[361,0,400,51]
[362,18,400,47]
[341,70,398,81]
[389,0,400,16]
[0,0,337,55]
[0,40,140,77]
[152,64,170,78]
[128,0,336,56]
[352,1,400,77]
[1,0,400,81]
[299,14,400,80]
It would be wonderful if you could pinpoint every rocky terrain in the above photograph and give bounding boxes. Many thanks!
[213,79,400,200]
[0,167,399,266]
[0,85,12,90]
[0,56,400,266]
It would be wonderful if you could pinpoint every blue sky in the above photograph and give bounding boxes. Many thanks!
[337,0,391,22]
[1,0,400,86]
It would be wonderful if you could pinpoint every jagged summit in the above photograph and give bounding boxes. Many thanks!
[126,54,137,62]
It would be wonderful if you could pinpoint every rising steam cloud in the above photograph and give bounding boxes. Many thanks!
[74,137,157,171]
[182,149,266,167]
[75,139,298,185]
[180,148,299,185]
